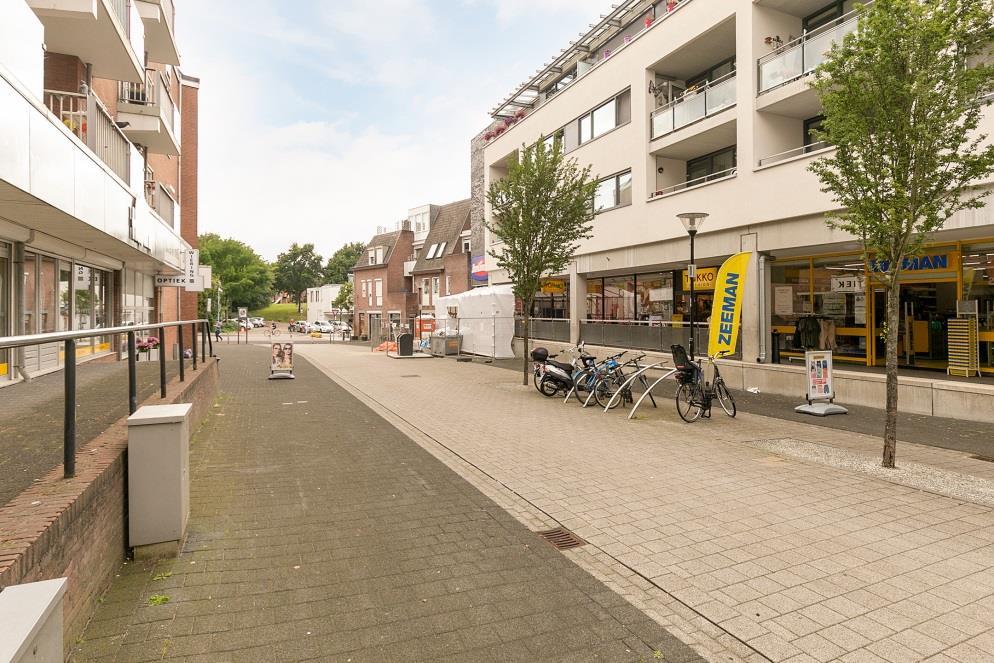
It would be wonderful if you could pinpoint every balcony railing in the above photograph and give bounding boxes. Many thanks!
[757,141,830,167]
[758,8,862,94]
[650,71,736,140]
[119,68,176,132]
[44,89,131,184]
[649,167,737,199]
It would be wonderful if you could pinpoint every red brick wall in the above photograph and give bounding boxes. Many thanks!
[180,80,199,322]
[0,360,220,656]
[353,231,418,336]
[43,53,86,93]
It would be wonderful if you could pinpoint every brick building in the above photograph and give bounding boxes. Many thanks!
[411,199,473,314]
[352,228,417,338]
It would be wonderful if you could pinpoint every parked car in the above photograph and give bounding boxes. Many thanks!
[290,321,311,333]
[250,317,265,328]
[332,323,353,335]
[311,321,334,334]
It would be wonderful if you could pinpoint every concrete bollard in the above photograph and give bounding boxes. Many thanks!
[127,403,192,559]
[0,578,67,663]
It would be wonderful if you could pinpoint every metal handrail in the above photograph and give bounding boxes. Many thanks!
[0,319,206,349]
[757,141,831,166]
[1,319,214,480]
[649,167,737,198]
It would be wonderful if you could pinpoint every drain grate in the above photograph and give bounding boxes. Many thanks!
[400,375,420,378]
[537,527,585,550]
[971,455,994,463]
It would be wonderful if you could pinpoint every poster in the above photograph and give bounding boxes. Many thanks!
[854,295,866,325]
[804,350,834,401]
[271,342,294,372]
[821,292,845,317]
[238,307,248,319]
[774,286,794,316]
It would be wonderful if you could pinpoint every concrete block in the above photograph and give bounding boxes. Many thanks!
[0,578,66,663]
[933,381,994,425]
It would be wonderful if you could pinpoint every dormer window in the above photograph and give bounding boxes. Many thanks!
[426,243,439,259]
[436,242,446,257]
[368,250,376,265]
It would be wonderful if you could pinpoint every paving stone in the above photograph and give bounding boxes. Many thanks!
[74,345,701,663]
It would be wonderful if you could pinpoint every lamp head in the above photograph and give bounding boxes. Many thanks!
[677,212,709,236]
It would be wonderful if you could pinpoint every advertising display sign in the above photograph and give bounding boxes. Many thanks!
[269,342,295,380]
[706,252,751,358]
[796,350,848,416]
[681,267,718,291]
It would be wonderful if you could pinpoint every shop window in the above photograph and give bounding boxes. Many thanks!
[604,275,635,320]
[770,259,812,328]
[812,256,867,358]
[40,256,57,333]
[636,273,674,322]
[533,278,569,319]
[24,253,37,334]
[586,278,604,320]
[962,243,994,371]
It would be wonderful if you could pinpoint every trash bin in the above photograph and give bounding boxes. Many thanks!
[429,335,462,356]
[397,333,414,356]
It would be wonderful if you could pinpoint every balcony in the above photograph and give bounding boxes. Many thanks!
[44,89,131,183]
[403,260,416,277]
[648,167,737,200]
[117,68,181,155]
[757,7,861,95]
[27,0,144,83]
[136,0,180,66]
[650,72,736,140]
[143,164,178,229]
[757,141,831,168]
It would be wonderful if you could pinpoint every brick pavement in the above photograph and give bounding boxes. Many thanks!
[0,356,179,506]
[74,344,701,663]
[297,343,994,663]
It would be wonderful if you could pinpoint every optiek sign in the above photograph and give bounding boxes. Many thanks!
[868,253,952,273]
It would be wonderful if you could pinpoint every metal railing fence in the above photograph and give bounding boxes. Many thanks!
[0,319,213,479]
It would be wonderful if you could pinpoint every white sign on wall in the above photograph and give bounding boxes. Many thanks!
[774,286,794,316]
[854,294,866,325]
[831,275,864,293]
[155,250,204,290]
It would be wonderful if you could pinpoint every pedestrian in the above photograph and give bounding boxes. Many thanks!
[214,320,223,342]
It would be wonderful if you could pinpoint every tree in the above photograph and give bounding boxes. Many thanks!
[333,281,353,311]
[809,0,994,468]
[486,138,597,385]
[324,242,365,283]
[198,234,273,315]
[273,243,323,313]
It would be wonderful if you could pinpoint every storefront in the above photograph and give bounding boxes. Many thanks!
[0,242,117,382]
[771,242,994,374]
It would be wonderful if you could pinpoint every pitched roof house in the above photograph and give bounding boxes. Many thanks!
[411,199,473,313]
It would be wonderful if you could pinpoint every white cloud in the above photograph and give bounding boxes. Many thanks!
[464,0,606,23]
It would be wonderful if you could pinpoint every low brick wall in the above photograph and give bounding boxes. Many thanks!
[0,358,219,655]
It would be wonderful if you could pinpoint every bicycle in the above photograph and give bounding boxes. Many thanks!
[672,345,735,422]
[592,353,658,410]
[570,351,626,407]
[266,326,281,338]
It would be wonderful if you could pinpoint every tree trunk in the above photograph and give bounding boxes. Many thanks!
[521,314,530,386]
[882,281,900,468]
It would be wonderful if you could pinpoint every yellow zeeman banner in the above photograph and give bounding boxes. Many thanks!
[707,252,751,358]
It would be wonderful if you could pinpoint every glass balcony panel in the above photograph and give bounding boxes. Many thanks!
[759,46,803,92]
[705,76,736,114]
[803,18,859,73]
[651,108,674,139]
[673,92,705,129]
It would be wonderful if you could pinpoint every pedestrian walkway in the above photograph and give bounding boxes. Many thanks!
[75,345,700,663]
[0,356,178,506]
[297,344,994,663]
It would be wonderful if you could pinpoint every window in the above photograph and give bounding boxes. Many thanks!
[445,276,451,295]
[546,65,577,99]
[686,58,736,89]
[804,115,826,147]
[543,128,565,152]
[686,146,736,183]
[374,279,383,307]
[426,243,439,259]
[361,280,367,298]
[421,278,431,305]
[436,242,446,257]
[463,239,471,253]
[368,250,375,265]
[432,277,440,295]
[593,170,632,212]
[604,276,635,320]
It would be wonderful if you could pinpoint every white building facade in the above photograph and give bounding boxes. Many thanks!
[481,0,994,374]
[306,284,345,325]
[0,0,193,383]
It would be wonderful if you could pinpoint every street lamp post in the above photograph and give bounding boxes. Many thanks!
[677,212,709,359]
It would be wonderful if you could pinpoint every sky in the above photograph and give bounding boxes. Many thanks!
[177,0,609,262]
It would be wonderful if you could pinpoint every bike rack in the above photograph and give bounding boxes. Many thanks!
[603,362,666,411]
[628,368,679,420]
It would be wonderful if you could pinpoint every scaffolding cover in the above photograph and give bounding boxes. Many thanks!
[435,285,516,359]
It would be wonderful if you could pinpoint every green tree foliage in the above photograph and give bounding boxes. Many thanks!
[273,243,323,312]
[198,234,273,315]
[486,138,597,384]
[333,281,353,310]
[809,0,994,468]
[323,242,365,284]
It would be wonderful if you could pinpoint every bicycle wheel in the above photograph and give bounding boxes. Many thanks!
[538,375,560,397]
[533,368,544,391]
[676,383,704,422]
[594,375,623,410]
[715,379,736,417]
[573,368,596,405]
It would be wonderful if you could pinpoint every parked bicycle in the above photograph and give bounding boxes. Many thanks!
[570,351,626,407]
[595,353,659,410]
[671,344,736,422]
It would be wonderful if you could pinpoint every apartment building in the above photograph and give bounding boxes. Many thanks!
[478,0,994,374]
[352,226,416,339]
[0,0,197,383]
[411,199,473,314]
[305,283,345,326]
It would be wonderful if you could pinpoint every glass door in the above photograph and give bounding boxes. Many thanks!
[871,281,958,368]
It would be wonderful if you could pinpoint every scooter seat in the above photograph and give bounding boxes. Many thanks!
[547,360,574,373]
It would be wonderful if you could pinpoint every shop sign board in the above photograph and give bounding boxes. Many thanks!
[831,275,864,293]
[868,253,952,274]
[681,267,718,291]
[540,279,567,295]
[795,350,847,416]
[706,252,751,358]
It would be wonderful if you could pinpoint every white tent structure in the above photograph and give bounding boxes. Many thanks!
[434,285,516,359]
